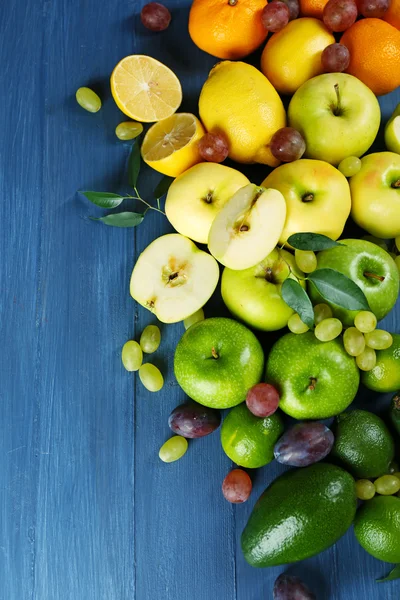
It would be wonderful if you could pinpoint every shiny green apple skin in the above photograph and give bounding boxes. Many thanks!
[221,248,305,331]
[384,102,400,154]
[288,73,381,166]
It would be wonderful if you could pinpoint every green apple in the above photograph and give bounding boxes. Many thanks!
[350,152,400,239]
[385,102,400,154]
[362,333,400,393]
[262,159,351,246]
[288,73,381,166]
[174,317,264,409]
[221,248,305,331]
[308,239,399,326]
[130,233,219,323]
[265,332,360,419]
[165,163,249,244]
[208,183,286,270]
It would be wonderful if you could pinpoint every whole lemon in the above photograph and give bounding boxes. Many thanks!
[261,18,335,95]
[199,61,286,166]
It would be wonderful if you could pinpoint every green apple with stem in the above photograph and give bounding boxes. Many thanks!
[174,317,264,409]
[308,239,399,326]
[288,73,381,166]
[221,248,306,331]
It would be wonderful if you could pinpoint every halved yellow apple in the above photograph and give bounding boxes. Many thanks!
[207,184,286,270]
[130,234,219,323]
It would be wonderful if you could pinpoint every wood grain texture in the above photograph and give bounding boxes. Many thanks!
[0,0,399,598]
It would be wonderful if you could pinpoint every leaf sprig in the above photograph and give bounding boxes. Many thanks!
[377,564,400,582]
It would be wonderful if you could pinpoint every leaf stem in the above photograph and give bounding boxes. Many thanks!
[127,193,166,215]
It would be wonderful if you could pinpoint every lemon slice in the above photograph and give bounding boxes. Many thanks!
[111,55,182,123]
[141,113,205,177]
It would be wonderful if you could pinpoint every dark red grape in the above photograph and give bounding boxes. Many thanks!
[168,402,221,438]
[273,574,316,600]
[274,422,334,467]
[140,2,171,31]
[321,43,350,73]
[274,0,300,20]
[323,0,357,32]
[246,383,280,418]
[359,0,390,17]
[198,132,229,163]
[270,127,306,162]
[261,2,290,32]
[222,469,252,503]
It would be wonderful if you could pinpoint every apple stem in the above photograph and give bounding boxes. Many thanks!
[302,193,314,203]
[211,347,219,359]
[239,224,249,232]
[392,179,400,189]
[308,377,317,391]
[363,271,385,282]
[333,83,342,117]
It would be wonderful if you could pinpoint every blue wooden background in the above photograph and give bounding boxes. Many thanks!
[0,1,399,598]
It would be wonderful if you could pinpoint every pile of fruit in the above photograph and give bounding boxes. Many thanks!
[76,0,400,594]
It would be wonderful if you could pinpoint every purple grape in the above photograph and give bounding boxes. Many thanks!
[168,402,221,439]
[274,422,334,467]
[274,574,316,600]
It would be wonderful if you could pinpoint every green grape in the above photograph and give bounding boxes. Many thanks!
[314,318,343,342]
[364,329,393,350]
[396,236,400,252]
[395,255,400,275]
[374,474,400,496]
[294,249,317,273]
[139,363,164,392]
[115,121,143,140]
[343,327,365,357]
[356,346,376,371]
[183,308,205,330]
[362,235,388,250]
[355,479,376,500]
[76,87,102,113]
[159,436,188,463]
[392,471,400,480]
[338,156,362,177]
[354,310,377,333]
[313,303,333,325]
[121,340,143,372]
[288,313,309,334]
[140,325,161,354]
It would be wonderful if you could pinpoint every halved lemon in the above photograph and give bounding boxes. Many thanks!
[110,55,182,123]
[141,113,205,177]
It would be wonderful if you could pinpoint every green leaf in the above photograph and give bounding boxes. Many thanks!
[288,232,344,251]
[154,175,174,199]
[128,142,141,189]
[90,211,144,228]
[80,191,125,209]
[377,564,400,582]
[308,268,370,311]
[281,279,314,329]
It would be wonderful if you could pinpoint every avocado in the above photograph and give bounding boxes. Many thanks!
[241,463,356,567]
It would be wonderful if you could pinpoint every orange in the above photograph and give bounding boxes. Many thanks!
[189,0,268,60]
[299,0,329,18]
[341,19,400,96]
[384,0,400,29]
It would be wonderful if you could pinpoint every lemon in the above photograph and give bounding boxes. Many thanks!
[198,61,286,167]
[141,113,205,177]
[110,55,182,123]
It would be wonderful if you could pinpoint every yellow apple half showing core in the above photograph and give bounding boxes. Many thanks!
[130,234,219,324]
[208,184,286,270]
[165,163,249,244]
[262,159,351,246]
[350,152,400,239]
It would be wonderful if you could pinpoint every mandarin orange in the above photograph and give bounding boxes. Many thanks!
[384,0,400,29]
[299,0,329,17]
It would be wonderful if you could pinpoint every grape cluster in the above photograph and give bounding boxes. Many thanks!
[356,470,400,500]
[122,324,163,390]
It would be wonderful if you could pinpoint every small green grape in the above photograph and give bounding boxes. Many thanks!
[354,311,377,334]
[313,303,333,325]
[374,474,400,496]
[294,249,317,274]
[139,363,164,392]
[76,87,102,113]
[356,479,376,500]
[356,346,376,371]
[343,327,366,357]
[364,330,393,350]
[159,436,188,463]
[183,308,205,330]
[338,156,362,177]
[314,318,342,342]
[395,255,400,275]
[121,340,143,372]
[395,236,400,252]
[362,235,388,250]
[288,313,309,334]
[140,325,161,354]
[392,471,400,480]
[115,121,143,140]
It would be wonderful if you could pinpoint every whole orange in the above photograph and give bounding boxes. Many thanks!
[341,18,400,96]
[189,0,268,60]
[299,0,329,18]
[384,0,400,29]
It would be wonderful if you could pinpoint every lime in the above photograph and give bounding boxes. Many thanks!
[221,403,283,468]
[362,333,400,393]
[354,496,400,563]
